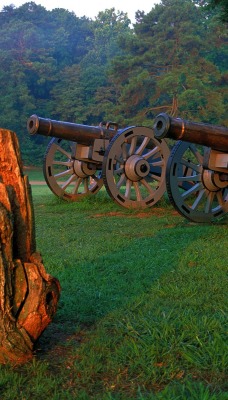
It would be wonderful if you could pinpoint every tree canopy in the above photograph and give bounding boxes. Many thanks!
[0,0,227,164]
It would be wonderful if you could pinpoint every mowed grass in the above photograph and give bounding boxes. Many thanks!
[0,181,227,400]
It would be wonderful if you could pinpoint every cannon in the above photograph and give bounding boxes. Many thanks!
[154,113,228,222]
[27,115,170,208]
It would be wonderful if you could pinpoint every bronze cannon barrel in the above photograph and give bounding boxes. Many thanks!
[27,114,119,145]
[153,113,228,152]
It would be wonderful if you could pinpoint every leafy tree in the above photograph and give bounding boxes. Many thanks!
[104,0,227,125]
[0,0,227,165]
[0,2,94,163]
[78,8,133,124]
[194,0,228,22]
[49,64,89,122]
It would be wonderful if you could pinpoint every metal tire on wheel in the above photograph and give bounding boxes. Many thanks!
[166,141,228,222]
[102,126,170,208]
[43,137,103,201]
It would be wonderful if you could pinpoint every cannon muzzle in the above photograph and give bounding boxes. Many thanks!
[153,113,228,152]
[27,114,118,145]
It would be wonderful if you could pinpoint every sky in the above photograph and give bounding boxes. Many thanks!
[0,0,160,22]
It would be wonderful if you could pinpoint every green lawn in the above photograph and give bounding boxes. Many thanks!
[0,184,227,399]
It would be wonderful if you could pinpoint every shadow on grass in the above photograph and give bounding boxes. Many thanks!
[35,213,227,366]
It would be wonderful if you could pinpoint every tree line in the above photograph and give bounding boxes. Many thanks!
[0,0,227,164]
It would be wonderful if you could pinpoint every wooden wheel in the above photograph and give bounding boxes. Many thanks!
[102,126,170,208]
[166,141,228,222]
[44,137,103,200]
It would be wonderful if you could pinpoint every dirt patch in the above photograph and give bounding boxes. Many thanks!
[34,323,89,367]
[93,208,179,219]
[23,166,41,170]
[29,181,47,185]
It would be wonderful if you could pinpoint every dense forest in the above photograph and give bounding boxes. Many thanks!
[0,0,227,164]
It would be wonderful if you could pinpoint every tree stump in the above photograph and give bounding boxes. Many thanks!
[0,129,60,364]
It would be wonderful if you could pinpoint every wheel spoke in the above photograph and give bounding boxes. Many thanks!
[177,174,201,182]
[84,178,89,192]
[150,173,161,182]
[54,168,73,178]
[181,182,203,199]
[140,178,154,194]
[133,181,142,202]
[189,145,204,163]
[143,146,160,160]
[217,190,228,209]
[114,155,124,164]
[116,173,126,188]
[128,136,137,156]
[54,144,71,159]
[150,159,165,167]
[125,179,132,199]
[121,142,128,160]
[180,159,201,173]
[114,166,124,175]
[72,177,83,194]
[135,137,150,155]
[191,189,206,210]
[53,160,73,167]
[61,174,77,190]
[204,191,215,213]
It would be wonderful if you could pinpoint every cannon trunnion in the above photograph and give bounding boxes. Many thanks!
[154,113,228,223]
[27,115,170,209]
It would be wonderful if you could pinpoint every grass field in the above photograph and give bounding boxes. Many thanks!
[0,173,227,399]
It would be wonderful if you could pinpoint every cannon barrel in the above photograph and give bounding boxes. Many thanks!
[153,113,228,152]
[27,114,171,210]
[27,115,119,145]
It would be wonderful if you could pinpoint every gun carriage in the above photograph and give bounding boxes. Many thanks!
[27,115,170,209]
[154,113,228,222]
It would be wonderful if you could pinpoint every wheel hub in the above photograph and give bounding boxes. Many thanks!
[73,160,96,178]
[202,169,227,192]
[124,155,150,181]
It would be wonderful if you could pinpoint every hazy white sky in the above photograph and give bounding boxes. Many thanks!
[0,0,160,22]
